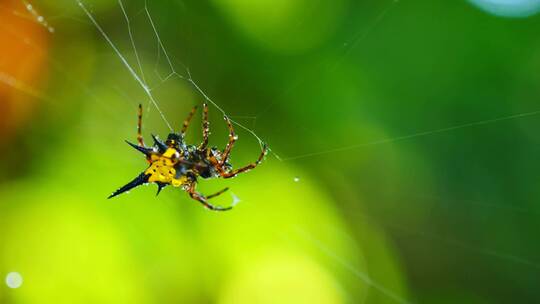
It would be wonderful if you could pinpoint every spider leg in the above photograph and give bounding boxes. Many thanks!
[137,104,145,146]
[198,103,210,150]
[220,115,237,166]
[220,143,268,179]
[206,187,229,199]
[187,183,232,211]
[180,105,198,135]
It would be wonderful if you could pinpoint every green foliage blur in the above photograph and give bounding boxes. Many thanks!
[1,0,540,303]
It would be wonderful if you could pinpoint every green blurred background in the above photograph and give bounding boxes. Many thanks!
[1,0,540,303]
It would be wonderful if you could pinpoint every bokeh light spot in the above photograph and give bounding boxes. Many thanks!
[5,272,23,289]
[469,0,540,17]
[212,0,346,53]
[220,253,344,304]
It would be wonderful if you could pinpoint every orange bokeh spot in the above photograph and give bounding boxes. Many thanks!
[0,0,49,139]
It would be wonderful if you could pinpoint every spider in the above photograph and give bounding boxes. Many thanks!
[108,103,267,211]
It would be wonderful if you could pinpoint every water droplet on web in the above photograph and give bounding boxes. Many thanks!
[37,16,44,22]
[293,176,300,182]
[230,193,241,206]
[5,272,23,288]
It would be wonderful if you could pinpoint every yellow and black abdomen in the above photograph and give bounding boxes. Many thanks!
[145,148,189,187]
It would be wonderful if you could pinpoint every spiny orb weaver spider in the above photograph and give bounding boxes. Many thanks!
[108,103,268,211]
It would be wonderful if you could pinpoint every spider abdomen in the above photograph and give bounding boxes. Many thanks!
[145,149,189,187]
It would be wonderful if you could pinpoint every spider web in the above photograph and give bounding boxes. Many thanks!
[77,2,540,304]
[77,0,273,159]
[3,0,540,303]
[72,2,413,301]
[74,0,540,164]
